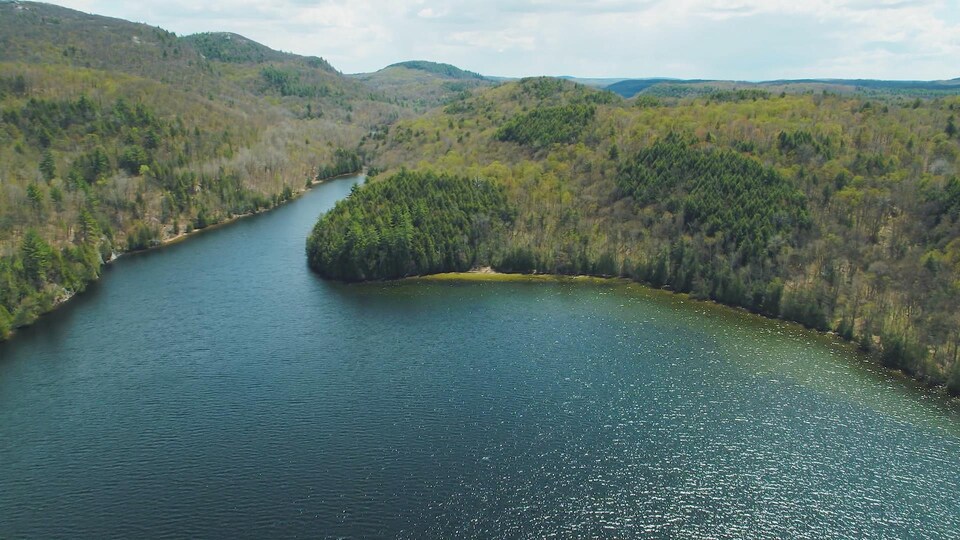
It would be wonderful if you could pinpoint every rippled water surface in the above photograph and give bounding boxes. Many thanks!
[1,175,959,538]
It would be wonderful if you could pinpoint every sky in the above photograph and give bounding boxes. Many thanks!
[44,0,960,80]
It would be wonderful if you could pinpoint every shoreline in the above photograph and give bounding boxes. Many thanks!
[410,268,960,401]
[3,171,363,342]
[113,170,364,260]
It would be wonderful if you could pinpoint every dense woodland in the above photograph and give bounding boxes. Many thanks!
[307,171,513,280]
[363,77,960,395]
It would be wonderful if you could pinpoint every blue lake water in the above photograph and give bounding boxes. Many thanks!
[1,175,958,538]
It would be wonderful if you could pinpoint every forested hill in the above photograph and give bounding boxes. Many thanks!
[335,76,960,394]
[605,77,960,99]
[387,61,486,81]
[180,32,334,69]
[351,61,496,111]
[0,1,408,338]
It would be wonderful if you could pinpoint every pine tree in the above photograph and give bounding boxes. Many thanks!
[20,230,53,286]
[26,183,45,214]
[39,149,56,182]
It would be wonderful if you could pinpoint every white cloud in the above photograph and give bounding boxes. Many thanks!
[448,29,537,53]
[45,0,960,79]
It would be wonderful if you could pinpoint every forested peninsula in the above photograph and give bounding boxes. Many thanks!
[312,78,960,395]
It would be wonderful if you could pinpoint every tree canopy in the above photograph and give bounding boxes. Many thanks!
[307,171,514,281]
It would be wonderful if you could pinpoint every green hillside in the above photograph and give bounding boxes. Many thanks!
[334,76,960,394]
[0,1,406,337]
[352,61,497,111]
[387,61,486,80]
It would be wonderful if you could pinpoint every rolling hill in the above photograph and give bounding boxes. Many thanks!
[351,60,497,111]
[328,76,960,394]
[606,76,960,98]
[0,0,409,336]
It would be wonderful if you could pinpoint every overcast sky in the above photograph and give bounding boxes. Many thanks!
[47,0,960,80]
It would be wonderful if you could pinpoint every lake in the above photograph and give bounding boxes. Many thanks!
[1,175,958,538]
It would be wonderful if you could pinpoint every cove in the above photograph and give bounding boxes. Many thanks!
[1,175,958,538]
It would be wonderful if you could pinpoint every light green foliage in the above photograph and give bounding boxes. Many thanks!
[370,77,960,393]
[0,1,408,339]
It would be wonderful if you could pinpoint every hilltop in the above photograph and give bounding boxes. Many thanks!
[351,60,496,111]
[181,32,333,68]
[386,61,486,81]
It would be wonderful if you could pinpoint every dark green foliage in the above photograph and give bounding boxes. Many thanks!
[580,90,618,105]
[119,145,150,175]
[261,66,330,98]
[606,78,709,98]
[317,148,362,180]
[935,176,960,223]
[0,80,320,342]
[0,74,29,98]
[0,304,12,339]
[617,134,809,252]
[307,171,514,281]
[634,95,661,108]
[496,104,595,148]
[2,95,173,185]
[3,95,99,147]
[78,208,101,244]
[837,318,855,340]
[183,32,282,64]
[947,115,957,138]
[127,222,159,251]
[777,130,834,160]
[708,89,771,102]
[26,183,44,213]
[879,332,927,375]
[184,31,334,71]
[0,235,102,333]
[21,229,53,286]
[518,77,569,100]
[497,246,539,273]
[760,278,784,317]
[71,146,112,184]
[388,61,485,80]
[780,288,829,331]
[948,363,960,396]
[39,149,56,181]
[610,136,815,318]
